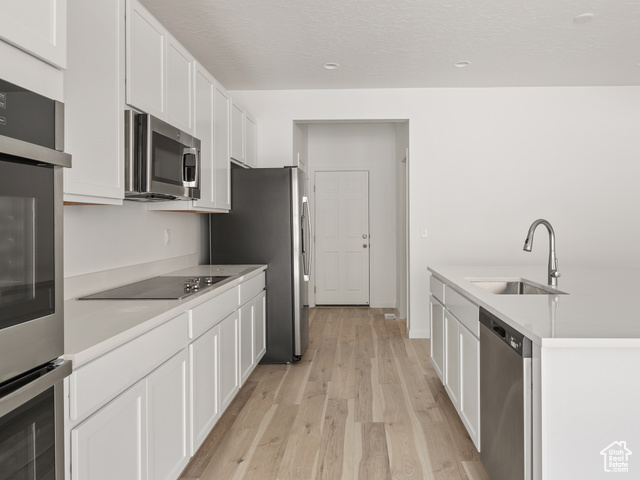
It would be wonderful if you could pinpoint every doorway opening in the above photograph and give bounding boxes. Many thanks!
[294,121,409,322]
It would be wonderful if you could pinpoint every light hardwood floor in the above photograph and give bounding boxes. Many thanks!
[179,307,490,480]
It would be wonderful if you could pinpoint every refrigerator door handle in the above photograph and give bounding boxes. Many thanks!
[302,196,312,281]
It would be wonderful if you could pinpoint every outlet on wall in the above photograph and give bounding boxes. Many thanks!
[164,228,171,246]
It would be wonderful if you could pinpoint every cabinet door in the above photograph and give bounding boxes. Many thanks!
[430,298,445,382]
[126,0,165,119]
[213,82,231,210]
[459,325,480,450]
[253,291,266,363]
[166,35,194,134]
[219,311,239,411]
[0,0,67,68]
[189,325,219,455]
[230,101,245,163]
[71,381,147,480]
[444,312,460,408]
[245,112,257,168]
[64,0,124,205]
[239,301,254,384]
[147,349,189,480]
[193,64,216,210]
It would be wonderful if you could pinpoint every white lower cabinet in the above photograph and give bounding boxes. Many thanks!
[71,381,147,480]
[239,301,254,384]
[66,272,267,480]
[429,276,480,451]
[189,324,220,455]
[239,289,267,384]
[219,311,239,411]
[253,290,266,363]
[147,349,189,480]
[71,349,189,480]
[459,324,480,449]
[444,311,460,406]
[430,297,445,382]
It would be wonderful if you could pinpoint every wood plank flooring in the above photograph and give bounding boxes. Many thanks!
[179,307,490,480]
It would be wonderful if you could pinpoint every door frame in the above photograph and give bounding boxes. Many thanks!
[310,169,371,307]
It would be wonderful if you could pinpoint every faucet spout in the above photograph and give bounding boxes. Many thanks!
[523,219,560,287]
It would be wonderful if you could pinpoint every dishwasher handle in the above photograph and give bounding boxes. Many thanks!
[492,323,506,339]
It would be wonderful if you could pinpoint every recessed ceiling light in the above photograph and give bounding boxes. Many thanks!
[323,62,340,70]
[454,61,471,68]
[573,13,594,24]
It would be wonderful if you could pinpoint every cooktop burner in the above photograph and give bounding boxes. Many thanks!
[79,275,230,300]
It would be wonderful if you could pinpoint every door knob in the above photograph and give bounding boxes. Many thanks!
[363,244,368,248]
[362,234,368,239]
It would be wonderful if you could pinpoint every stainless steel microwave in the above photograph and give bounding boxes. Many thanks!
[124,110,201,201]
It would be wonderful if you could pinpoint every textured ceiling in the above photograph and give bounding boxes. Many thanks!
[139,0,640,90]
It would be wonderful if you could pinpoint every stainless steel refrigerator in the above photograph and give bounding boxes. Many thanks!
[209,167,311,363]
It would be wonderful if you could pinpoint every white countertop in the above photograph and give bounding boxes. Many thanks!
[64,265,266,367]
[428,265,640,348]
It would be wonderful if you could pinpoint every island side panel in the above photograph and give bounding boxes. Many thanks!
[541,347,640,479]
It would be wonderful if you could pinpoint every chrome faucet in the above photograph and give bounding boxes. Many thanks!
[523,219,560,287]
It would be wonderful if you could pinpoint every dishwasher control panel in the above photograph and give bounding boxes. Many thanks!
[480,309,532,358]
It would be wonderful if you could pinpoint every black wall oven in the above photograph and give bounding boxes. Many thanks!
[0,78,71,479]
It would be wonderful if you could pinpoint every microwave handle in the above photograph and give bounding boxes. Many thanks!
[182,147,199,186]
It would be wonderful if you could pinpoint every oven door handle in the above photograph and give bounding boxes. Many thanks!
[0,360,71,418]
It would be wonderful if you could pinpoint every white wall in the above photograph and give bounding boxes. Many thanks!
[307,122,397,308]
[230,86,640,338]
[64,202,208,278]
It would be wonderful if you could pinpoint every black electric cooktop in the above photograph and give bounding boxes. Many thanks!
[79,276,230,300]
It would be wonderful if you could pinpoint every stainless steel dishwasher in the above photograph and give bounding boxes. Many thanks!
[480,308,532,480]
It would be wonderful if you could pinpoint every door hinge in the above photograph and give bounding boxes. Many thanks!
[314,286,316,293]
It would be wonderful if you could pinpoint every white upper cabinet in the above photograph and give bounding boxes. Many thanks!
[192,64,216,210]
[125,0,165,119]
[125,0,195,135]
[166,36,194,134]
[245,112,257,168]
[0,0,67,69]
[64,0,125,205]
[213,82,232,209]
[230,100,245,164]
[230,99,258,168]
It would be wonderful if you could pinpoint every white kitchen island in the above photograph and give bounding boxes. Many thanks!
[63,264,267,480]
[429,266,640,480]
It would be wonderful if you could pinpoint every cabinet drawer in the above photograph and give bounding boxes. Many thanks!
[70,313,189,421]
[445,286,479,337]
[190,286,239,339]
[430,276,445,303]
[239,272,265,306]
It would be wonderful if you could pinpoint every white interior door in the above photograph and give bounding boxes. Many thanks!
[315,171,370,305]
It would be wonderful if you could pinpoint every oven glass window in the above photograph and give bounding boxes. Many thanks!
[0,158,55,330]
[152,132,184,186]
[0,387,55,480]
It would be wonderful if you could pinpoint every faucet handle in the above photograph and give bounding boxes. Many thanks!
[551,258,561,278]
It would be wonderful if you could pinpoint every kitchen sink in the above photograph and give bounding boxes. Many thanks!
[468,279,567,295]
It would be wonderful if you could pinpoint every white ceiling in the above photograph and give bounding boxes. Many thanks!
[139,0,640,90]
